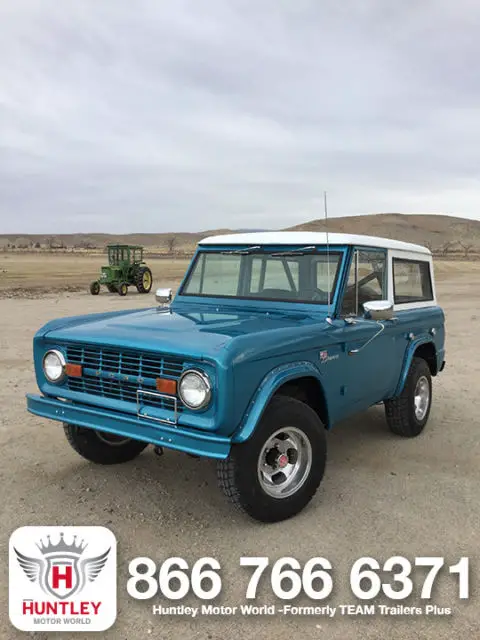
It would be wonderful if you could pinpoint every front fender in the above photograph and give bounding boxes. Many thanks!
[394,337,437,396]
[232,361,326,443]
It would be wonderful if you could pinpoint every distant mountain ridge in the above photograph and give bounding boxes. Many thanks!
[287,213,480,251]
[1,214,479,252]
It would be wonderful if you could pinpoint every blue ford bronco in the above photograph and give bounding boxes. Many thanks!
[27,233,445,522]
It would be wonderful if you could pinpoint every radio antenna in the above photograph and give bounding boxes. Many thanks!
[324,191,332,320]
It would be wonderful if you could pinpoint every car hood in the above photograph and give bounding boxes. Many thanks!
[41,302,330,364]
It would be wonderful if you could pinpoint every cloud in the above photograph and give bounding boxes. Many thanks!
[1,0,480,233]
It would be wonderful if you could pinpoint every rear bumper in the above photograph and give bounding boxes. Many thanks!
[26,394,231,459]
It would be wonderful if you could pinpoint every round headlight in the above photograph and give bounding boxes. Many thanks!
[43,349,66,383]
[178,370,211,410]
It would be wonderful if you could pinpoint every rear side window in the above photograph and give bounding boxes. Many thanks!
[393,259,433,304]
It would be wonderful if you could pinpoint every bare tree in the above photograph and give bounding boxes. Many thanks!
[46,236,56,250]
[440,241,454,256]
[459,242,474,258]
[165,236,177,253]
[45,236,65,250]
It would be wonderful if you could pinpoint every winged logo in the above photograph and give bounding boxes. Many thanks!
[14,532,110,599]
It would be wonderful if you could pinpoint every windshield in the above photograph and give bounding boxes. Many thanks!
[180,249,343,304]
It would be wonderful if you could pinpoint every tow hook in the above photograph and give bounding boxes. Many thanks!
[153,446,164,457]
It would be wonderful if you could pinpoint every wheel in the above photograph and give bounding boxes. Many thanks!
[384,357,432,437]
[135,267,153,293]
[63,425,148,464]
[89,281,100,295]
[118,282,128,296]
[106,284,116,293]
[217,396,326,522]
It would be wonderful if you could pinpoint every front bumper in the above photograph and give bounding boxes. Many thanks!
[26,394,231,459]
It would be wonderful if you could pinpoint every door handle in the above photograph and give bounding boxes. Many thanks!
[348,321,386,355]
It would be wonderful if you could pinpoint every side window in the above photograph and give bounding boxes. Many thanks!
[341,250,387,316]
[393,259,433,304]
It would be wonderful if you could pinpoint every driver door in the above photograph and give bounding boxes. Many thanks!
[337,248,397,413]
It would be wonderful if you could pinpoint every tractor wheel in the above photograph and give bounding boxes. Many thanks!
[118,282,128,296]
[106,284,116,293]
[135,267,153,294]
[90,281,100,295]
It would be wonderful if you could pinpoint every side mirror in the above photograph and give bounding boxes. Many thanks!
[155,287,173,304]
[363,300,394,321]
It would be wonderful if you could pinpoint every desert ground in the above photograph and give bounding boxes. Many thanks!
[0,255,479,640]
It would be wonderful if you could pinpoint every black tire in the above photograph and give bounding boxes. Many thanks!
[63,424,148,464]
[135,267,153,293]
[118,282,128,296]
[89,281,100,295]
[217,396,326,522]
[384,357,432,437]
[106,284,116,293]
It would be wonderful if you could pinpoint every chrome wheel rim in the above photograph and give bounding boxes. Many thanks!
[257,427,312,499]
[414,376,430,421]
[96,431,130,446]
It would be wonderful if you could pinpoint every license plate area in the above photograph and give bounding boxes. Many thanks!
[136,389,178,425]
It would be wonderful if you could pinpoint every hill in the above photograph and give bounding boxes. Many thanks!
[287,214,480,253]
[1,214,479,254]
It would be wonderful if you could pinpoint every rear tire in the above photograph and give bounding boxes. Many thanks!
[63,425,148,464]
[384,357,432,437]
[135,267,153,293]
[217,396,326,522]
[118,282,128,296]
[89,281,100,295]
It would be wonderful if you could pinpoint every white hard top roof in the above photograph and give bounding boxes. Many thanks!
[199,232,431,255]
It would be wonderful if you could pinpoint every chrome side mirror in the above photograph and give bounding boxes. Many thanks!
[155,287,172,304]
[363,300,394,321]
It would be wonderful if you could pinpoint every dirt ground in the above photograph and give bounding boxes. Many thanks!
[0,259,479,640]
[0,253,191,295]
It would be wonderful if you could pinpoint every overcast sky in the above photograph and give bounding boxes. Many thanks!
[1,0,480,233]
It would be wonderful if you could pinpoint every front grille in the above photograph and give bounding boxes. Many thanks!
[64,343,185,412]
[66,344,184,378]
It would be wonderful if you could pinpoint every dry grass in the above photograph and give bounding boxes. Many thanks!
[1,252,479,296]
[0,253,190,294]
[432,260,480,281]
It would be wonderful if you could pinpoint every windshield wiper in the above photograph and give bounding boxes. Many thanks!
[220,245,262,255]
[271,245,316,257]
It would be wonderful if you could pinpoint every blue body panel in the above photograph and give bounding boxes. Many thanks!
[26,243,446,459]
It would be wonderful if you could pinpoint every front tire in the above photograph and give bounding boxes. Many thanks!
[64,425,148,464]
[384,357,432,437]
[118,282,128,296]
[89,281,100,295]
[217,396,326,522]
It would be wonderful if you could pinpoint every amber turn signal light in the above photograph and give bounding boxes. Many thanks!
[156,378,177,395]
[65,363,83,378]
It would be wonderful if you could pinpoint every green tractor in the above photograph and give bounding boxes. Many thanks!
[90,245,153,296]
